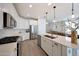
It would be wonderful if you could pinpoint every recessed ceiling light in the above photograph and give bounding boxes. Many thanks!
[29,4,32,8]
[48,3,51,6]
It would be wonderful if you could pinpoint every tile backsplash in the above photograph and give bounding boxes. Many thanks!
[0,29,27,39]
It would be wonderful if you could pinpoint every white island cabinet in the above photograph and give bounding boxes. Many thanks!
[52,41,62,56]
[41,37,53,56]
[0,42,17,56]
[41,36,61,56]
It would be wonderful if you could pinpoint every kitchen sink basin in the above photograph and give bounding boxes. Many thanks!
[44,35,56,39]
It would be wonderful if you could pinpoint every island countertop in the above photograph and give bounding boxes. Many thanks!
[0,36,20,45]
[41,33,79,48]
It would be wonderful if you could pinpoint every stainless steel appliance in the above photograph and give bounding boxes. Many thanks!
[37,35,41,47]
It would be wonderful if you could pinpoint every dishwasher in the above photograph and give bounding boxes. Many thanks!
[37,35,41,47]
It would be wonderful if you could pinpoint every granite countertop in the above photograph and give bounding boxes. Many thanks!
[0,36,19,45]
[42,33,79,48]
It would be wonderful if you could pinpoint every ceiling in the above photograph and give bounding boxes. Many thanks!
[13,3,79,22]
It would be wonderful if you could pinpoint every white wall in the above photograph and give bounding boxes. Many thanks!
[38,17,46,35]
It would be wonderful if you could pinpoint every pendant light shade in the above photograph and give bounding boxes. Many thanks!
[53,5,56,22]
[71,14,75,18]
[71,3,75,18]
[45,11,48,24]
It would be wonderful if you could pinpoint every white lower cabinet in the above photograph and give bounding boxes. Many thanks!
[52,42,62,56]
[45,38,53,56]
[0,42,17,56]
[41,37,61,56]
[41,37,53,56]
[61,45,67,56]
[41,36,77,56]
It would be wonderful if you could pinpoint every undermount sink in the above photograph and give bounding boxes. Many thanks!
[44,35,56,39]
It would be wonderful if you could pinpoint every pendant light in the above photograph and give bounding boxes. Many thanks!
[45,11,48,24]
[53,5,56,22]
[71,3,75,18]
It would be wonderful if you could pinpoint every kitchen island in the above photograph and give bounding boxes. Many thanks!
[0,36,22,56]
[41,33,79,56]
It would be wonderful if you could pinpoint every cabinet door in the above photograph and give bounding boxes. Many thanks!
[52,42,62,56]
[45,38,53,56]
[57,43,62,56]
[0,42,17,56]
[61,45,67,56]
[41,37,47,52]
[41,37,53,56]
